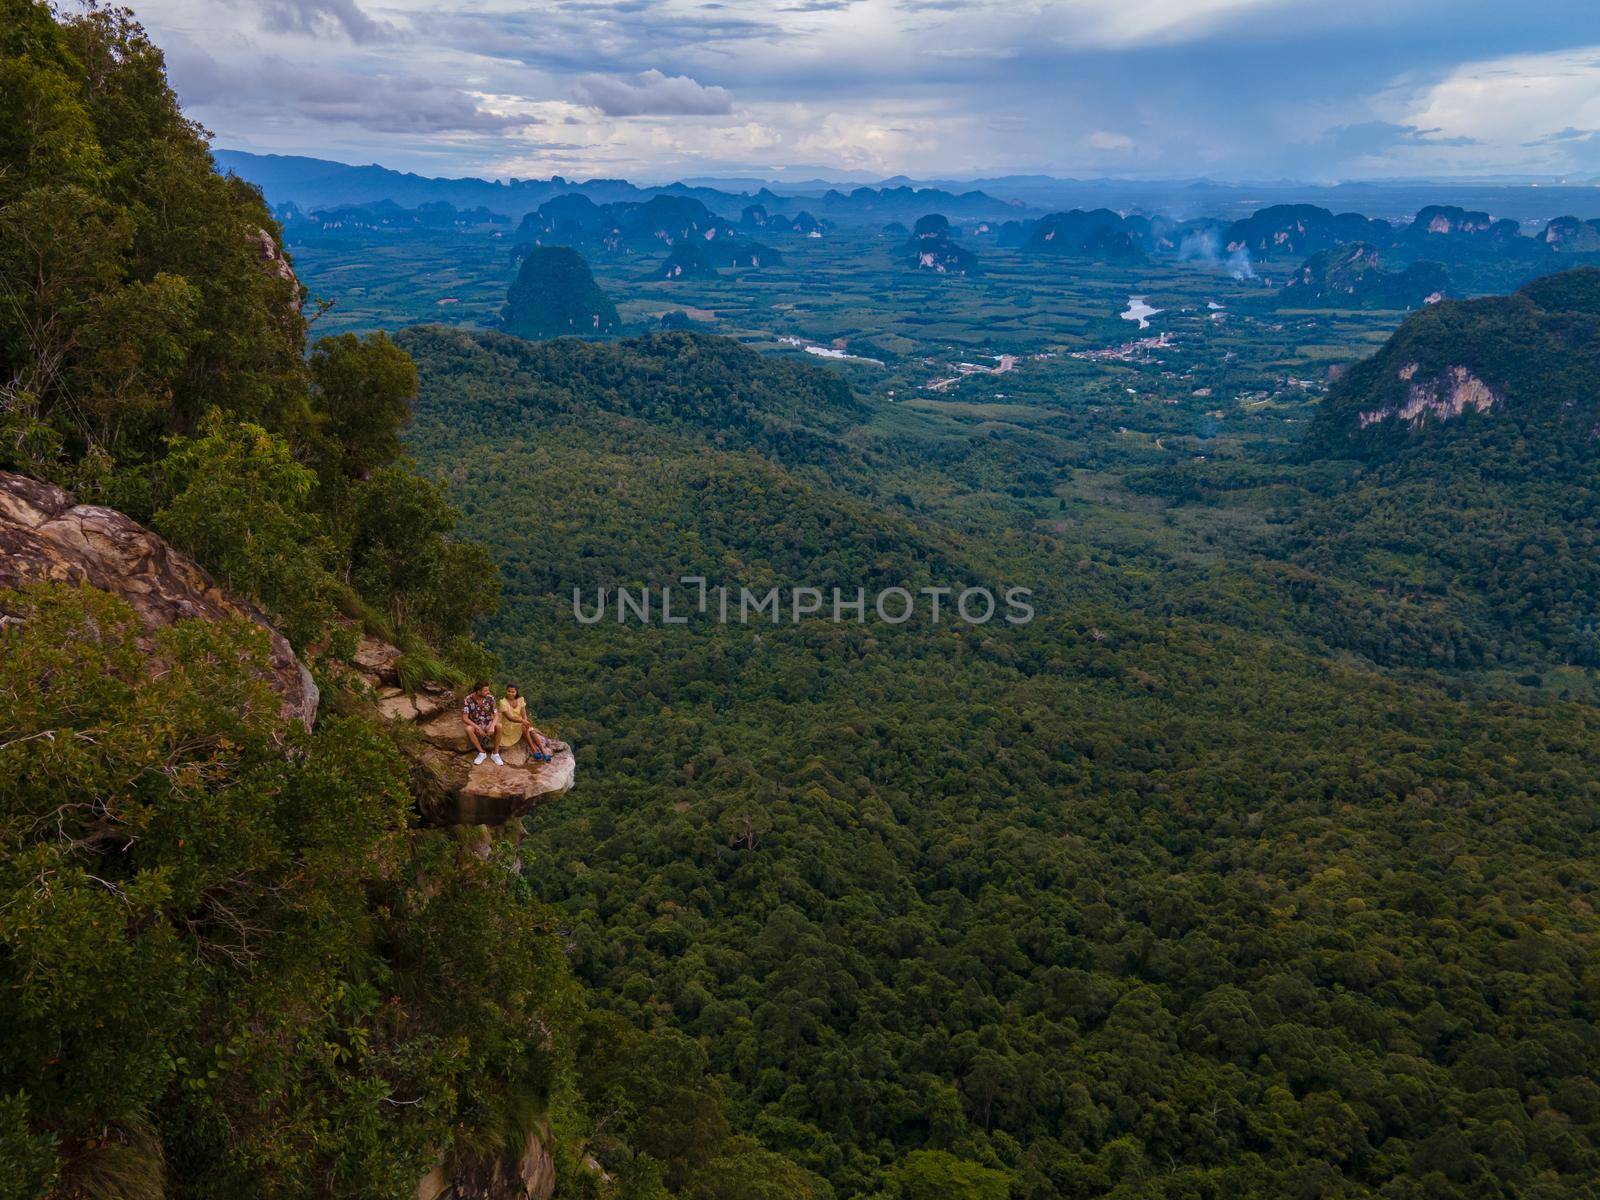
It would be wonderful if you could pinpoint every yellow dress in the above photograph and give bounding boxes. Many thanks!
[497,696,531,751]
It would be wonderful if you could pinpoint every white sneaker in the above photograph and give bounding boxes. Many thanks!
[490,753,504,766]
[473,752,487,765]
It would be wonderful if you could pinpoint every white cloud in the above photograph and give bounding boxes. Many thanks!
[574,70,735,117]
[123,0,1600,181]
[793,112,946,173]
[1404,46,1600,153]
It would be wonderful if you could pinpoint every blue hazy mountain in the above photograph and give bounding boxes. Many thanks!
[214,150,1033,226]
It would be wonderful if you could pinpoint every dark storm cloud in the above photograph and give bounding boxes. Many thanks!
[251,0,393,42]
[414,3,777,76]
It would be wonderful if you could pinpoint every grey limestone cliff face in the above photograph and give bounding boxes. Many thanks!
[0,470,318,729]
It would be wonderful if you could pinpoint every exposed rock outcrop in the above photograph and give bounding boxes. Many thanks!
[0,471,317,728]
[0,472,574,824]
[652,240,717,280]
[249,226,302,314]
[1358,365,1500,429]
[1221,204,1392,258]
[1411,206,1498,238]
[903,213,979,275]
[1303,268,1600,459]
[417,1131,555,1200]
[1278,243,1449,311]
[1541,215,1600,252]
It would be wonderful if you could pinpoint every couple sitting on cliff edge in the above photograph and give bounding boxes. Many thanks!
[462,682,553,766]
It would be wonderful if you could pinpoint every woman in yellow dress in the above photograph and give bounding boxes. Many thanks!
[497,685,552,762]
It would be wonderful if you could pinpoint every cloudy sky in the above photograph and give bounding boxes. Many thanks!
[130,0,1600,183]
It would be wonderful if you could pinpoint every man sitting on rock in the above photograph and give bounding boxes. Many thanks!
[463,681,503,766]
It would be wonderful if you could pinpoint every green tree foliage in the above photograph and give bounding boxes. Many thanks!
[153,410,336,645]
[348,464,500,643]
[687,1139,830,1200]
[0,2,496,656]
[880,1151,1009,1200]
[397,328,868,474]
[310,331,419,479]
[1291,268,1600,667]
[0,0,306,462]
[0,7,700,1196]
[571,1014,733,1190]
[10,3,1600,1196]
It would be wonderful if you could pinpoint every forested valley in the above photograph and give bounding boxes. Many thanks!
[400,273,1600,1197]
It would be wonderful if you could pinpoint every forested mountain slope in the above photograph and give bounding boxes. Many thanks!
[401,328,870,473]
[406,323,1600,1199]
[503,246,621,339]
[1289,268,1600,667]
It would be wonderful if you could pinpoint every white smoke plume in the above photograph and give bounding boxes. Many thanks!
[1177,229,1220,264]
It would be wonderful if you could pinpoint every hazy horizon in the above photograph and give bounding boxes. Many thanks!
[128,0,1600,184]
[215,145,1600,191]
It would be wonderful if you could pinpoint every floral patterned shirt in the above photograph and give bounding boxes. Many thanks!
[463,692,495,725]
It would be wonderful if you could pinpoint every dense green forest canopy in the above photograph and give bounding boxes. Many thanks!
[403,311,1600,1199]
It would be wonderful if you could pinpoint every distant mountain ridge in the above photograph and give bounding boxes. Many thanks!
[273,197,507,238]
[225,152,1600,309]
[215,150,1032,226]
[518,193,739,250]
[987,202,1600,294]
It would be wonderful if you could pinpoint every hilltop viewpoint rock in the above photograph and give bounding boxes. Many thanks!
[343,634,575,828]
